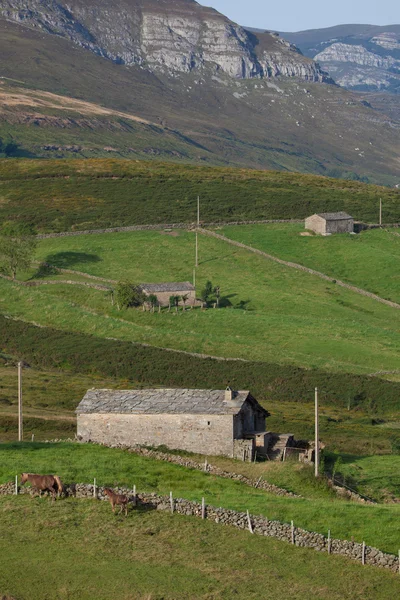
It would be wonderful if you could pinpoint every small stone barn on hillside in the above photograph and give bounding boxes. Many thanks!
[305,212,354,235]
[138,282,195,306]
[76,388,270,461]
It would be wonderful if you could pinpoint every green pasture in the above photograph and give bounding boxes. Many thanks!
[221,224,400,304]
[0,158,398,232]
[2,497,400,600]
[332,454,400,502]
[1,442,400,555]
[0,229,395,377]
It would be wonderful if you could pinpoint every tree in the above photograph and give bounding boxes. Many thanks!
[201,280,213,307]
[115,282,146,310]
[148,294,158,312]
[0,222,37,280]
[173,295,181,312]
[181,293,189,311]
[213,285,221,307]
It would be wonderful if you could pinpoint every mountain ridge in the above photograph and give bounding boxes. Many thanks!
[279,23,400,93]
[0,4,398,184]
[0,0,328,82]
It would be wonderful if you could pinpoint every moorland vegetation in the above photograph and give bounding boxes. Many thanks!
[0,159,399,233]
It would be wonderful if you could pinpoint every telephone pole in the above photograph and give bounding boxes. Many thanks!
[18,362,23,442]
[195,196,200,268]
[315,387,319,477]
[379,198,382,226]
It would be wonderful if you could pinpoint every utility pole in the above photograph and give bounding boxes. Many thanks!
[379,198,382,226]
[193,268,196,289]
[195,195,200,268]
[315,387,319,477]
[197,195,200,226]
[18,362,23,442]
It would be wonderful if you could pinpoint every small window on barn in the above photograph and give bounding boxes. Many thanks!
[207,421,211,426]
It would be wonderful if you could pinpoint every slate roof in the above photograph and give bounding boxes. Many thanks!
[76,388,267,416]
[138,282,194,293]
[316,212,353,221]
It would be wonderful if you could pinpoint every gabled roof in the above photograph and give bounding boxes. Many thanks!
[315,212,353,221]
[77,388,268,416]
[138,282,194,293]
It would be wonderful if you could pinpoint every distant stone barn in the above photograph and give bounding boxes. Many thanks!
[305,212,354,235]
[138,282,195,306]
[76,387,270,461]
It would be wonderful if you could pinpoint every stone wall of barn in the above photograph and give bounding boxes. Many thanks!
[77,413,235,456]
[144,289,196,306]
[305,215,326,234]
[325,218,354,234]
[305,215,354,235]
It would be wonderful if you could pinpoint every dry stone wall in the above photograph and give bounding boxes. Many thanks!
[36,220,303,239]
[200,229,400,310]
[0,481,397,573]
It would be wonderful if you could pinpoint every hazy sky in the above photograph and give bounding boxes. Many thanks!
[201,1,400,32]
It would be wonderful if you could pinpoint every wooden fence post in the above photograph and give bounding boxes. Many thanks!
[362,542,366,565]
[291,521,295,545]
[398,550,400,574]
[255,476,262,488]
[328,530,331,554]
[133,485,136,501]
[15,475,18,495]
[247,510,254,534]
[93,478,97,499]
[204,459,208,472]
[170,491,174,514]
[201,497,206,519]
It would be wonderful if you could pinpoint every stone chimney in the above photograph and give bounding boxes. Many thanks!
[225,386,233,402]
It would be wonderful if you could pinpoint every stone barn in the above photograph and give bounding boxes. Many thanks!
[138,282,195,306]
[305,212,354,235]
[76,387,270,461]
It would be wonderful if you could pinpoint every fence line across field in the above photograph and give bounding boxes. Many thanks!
[9,477,400,573]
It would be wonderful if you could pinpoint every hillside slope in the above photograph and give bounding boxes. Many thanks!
[0,159,399,232]
[0,8,398,182]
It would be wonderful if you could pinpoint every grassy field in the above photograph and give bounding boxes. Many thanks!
[2,497,400,600]
[1,441,400,555]
[331,454,400,501]
[0,159,399,233]
[220,224,400,304]
[0,229,395,378]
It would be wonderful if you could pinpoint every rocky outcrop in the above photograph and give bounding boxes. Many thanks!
[315,43,396,70]
[284,26,400,92]
[0,0,328,82]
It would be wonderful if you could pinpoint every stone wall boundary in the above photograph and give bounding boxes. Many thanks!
[105,444,300,498]
[0,481,398,573]
[36,220,303,239]
[35,220,400,240]
[0,274,111,292]
[199,229,400,310]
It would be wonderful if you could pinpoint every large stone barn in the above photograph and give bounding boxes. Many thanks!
[138,282,195,306]
[76,387,270,461]
[305,212,354,235]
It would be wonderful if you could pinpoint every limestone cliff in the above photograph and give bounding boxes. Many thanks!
[0,0,328,82]
[280,25,400,93]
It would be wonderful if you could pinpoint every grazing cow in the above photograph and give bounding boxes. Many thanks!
[104,488,130,516]
[20,473,63,500]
